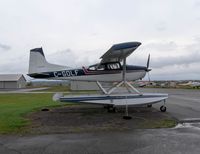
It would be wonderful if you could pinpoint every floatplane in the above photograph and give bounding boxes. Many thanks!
[28,42,168,119]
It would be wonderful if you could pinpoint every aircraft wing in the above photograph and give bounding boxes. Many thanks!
[100,42,141,63]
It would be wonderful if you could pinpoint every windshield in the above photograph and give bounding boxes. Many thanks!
[88,64,105,71]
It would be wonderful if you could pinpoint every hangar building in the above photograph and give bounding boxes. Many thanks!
[0,74,26,89]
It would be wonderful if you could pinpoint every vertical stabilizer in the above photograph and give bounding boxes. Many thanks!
[28,47,67,74]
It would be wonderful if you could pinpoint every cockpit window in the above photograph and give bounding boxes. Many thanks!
[88,64,105,71]
[88,63,121,71]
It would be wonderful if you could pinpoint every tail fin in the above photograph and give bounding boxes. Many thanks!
[28,47,67,74]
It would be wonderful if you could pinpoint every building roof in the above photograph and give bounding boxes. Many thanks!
[0,74,26,81]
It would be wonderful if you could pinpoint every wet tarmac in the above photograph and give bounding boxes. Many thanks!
[141,88,200,121]
[0,124,200,154]
[0,88,200,154]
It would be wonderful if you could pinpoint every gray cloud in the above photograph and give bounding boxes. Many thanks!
[194,0,200,7]
[0,59,27,73]
[128,40,200,80]
[48,48,100,68]
[142,41,178,52]
[132,40,200,68]
[151,51,200,68]
[0,43,11,51]
[138,39,200,80]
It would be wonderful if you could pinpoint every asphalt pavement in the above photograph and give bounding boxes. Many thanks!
[141,88,200,121]
[0,124,200,154]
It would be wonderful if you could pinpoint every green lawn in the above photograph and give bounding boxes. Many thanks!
[0,93,65,134]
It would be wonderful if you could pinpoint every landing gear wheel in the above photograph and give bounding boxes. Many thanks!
[147,104,152,108]
[160,105,166,112]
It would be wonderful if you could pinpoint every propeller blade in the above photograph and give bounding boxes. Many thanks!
[146,54,151,85]
[147,54,150,69]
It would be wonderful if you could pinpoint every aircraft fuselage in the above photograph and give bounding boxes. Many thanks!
[28,64,147,82]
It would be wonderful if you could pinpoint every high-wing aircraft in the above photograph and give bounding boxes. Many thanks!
[28,42,168,118]
[28,42,148,82]
[179,81,200,88]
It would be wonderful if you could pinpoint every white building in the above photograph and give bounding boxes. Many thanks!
[0,74,26,89]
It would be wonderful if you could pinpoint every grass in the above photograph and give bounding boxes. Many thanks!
[0,93,67,134]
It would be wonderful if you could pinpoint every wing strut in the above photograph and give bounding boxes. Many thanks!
[96,81,108,94]
[96,57,143,95]
[96,56,143,119]
[122,58,142,95]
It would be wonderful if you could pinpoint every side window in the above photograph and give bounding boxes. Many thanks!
[116,63,120,69]
[107,63,120,70]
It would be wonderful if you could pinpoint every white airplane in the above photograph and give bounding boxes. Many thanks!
[179,81,200,88]
[28,42,168,118]
[28,42,148,82]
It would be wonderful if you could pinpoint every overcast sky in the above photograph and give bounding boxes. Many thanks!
[0,0,200,80]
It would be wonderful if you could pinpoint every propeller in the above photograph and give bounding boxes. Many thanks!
[146,54,151,83]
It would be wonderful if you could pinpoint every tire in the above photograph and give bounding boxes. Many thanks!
[160,106,166,112]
